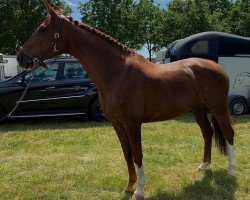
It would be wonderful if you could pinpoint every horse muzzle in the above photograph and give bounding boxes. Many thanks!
[17,48,48,69]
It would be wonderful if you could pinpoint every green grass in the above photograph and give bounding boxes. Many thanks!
[0,114,249,200]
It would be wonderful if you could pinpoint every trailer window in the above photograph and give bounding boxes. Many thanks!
[191,40,209,55]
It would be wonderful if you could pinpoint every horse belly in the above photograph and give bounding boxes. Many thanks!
[101,65,203,122]
[141,82,201,122]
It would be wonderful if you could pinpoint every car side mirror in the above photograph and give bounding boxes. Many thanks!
[19,75,28,86]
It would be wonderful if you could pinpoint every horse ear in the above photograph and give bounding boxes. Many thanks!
[44,0,52,12]
[44,0,59,19]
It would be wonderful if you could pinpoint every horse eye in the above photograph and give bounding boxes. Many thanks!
[38,26,46,33]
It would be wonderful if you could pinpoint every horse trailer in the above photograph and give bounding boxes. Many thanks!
[164,32,250,115]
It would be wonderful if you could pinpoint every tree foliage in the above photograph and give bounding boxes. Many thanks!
[0,0,71,54]
[134,0,165,60]
[79,0,165,60]
[163,0,211,45]
[207,0,234,32]
[228,0,250,36]
[163,0,249,46]
[0,0,249,58]
[79,0,141,49]
[79,0,249,59]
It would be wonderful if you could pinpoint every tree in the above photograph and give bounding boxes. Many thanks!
[207,0,234,32]
[181,0,249,36]
[79,0,141,49]
[79,0,165,60]
[207,0,233,14]
[163,0,211,45]
[135,0,165,61]
[229,0,250,36]
[0,0,71,54]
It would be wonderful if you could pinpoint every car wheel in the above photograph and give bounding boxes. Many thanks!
[230,99,247,116]
[90,99,106,122]
[0,106,6,122]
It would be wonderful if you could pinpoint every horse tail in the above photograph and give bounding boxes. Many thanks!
[211,115,228,155]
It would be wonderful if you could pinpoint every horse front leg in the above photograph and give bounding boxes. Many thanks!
[112,122,137,194]
[124,122,146,200]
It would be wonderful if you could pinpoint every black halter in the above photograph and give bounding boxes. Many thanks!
[19,16,64,68]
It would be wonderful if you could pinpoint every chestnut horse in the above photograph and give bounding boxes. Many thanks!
[17,1,236,199]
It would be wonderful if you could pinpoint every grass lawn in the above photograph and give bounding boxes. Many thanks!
[0,114,249,200]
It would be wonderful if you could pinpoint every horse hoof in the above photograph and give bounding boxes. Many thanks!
[132,194,144,200]
[226,173,236,179]
[197,162,210,171]
[123,189,134,197]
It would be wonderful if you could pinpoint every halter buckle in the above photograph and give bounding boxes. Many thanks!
[54,33,60,39]
[33,58,39,64]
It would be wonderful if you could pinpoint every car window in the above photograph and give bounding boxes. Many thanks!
[63,62,89,80]
[25,63,59,83]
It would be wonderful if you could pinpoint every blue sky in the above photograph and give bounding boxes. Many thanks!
[64,0,171,57]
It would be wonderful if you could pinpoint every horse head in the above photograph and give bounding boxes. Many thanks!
[17,0,65,69]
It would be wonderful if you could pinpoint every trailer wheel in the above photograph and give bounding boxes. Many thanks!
[230,99,247,115]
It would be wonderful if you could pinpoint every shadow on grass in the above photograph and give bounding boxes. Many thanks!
[122,170,238,200]
[173,112,196,124]
[0,115,111,132]
[147,170,237,200]
[175,112,250,125]
[1,112,249,132]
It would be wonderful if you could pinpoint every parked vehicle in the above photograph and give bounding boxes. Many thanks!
[1,55,22,78]
[0,57,104,121]
[0,53,5,80]
[164,32,250,115]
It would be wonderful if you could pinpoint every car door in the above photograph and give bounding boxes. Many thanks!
[12,62,63,115]
[50,61,94,113]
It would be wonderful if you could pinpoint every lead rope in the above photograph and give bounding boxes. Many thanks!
[0,56,61,123]
[0,58,60,123]
[0,68,36,123]
[1,16,64,123]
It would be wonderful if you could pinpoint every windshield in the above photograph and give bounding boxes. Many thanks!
[24,63,59,83]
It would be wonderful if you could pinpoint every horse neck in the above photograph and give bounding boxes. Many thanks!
[63,22,129,90]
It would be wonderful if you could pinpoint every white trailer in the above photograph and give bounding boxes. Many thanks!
[164,32,250,115]
[219,57,250,115]
[2,55,22,78]
[0,53,5,80]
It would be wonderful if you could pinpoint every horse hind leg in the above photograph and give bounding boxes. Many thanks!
[211,111,236,177]
[193,104,214,171]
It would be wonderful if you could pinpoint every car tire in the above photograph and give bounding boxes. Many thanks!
[230,99,247,116]
[90,99,106,122]
[0,106,6,122]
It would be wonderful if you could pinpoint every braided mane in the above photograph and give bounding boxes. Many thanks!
[65,16,134,54]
